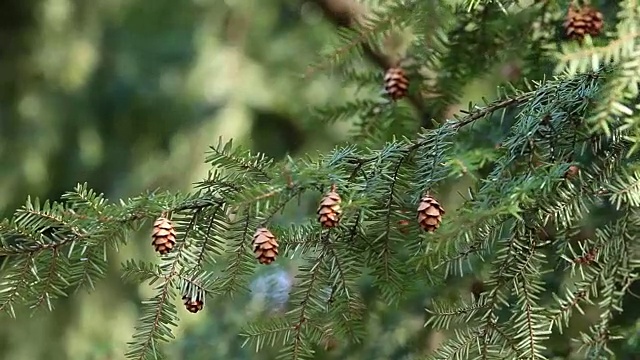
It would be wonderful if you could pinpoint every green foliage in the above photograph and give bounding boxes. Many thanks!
[2,1,640,359]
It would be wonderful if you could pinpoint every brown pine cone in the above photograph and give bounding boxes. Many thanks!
[317,184,342,228]
[384,67,409,100]
[151,216,177,255]
[563,5,604,41]
[182,295,204,313]
[252,227,279,265]
[417,194,445,232]
[565,165,580,179]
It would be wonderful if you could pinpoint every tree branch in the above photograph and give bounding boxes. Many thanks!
[309,0,437,128]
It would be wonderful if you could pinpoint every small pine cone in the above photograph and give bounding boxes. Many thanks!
[323,336,339,351]
[470,279,485,300]
[563,5,604,41]
[565,165,580,179]
[384,67,409,100]
[182,295,204,313]
[398,219,410,234]
[151,216,177,255]
[252,227,279,265]
[317,184,342,228]
[397,209,411,234]
[417,194,445,232]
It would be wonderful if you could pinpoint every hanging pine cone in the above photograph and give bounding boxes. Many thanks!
[470,278,486,301]
[563,4,604,41]
[384,67,409,100]
[417,194,445,232]
[182,294,204,313]
[181,280,205,313]
[151,216,177,255]
[252,227,279,265]
[317,184,342,228]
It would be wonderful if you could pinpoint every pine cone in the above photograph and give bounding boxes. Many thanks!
[151,216,177,255]
[182,294,204,313]
[565,165,580,179]
[317,184,342,228]
[323,336,339,351]
[417,194,445,232]
[563,5,604,41]
[397,209,411,234]
[252,227,279,265]
[384,67,409,100]
[470,279,485,300]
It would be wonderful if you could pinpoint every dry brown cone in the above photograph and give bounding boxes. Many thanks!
[151,216,177,255]
[563,4,604,41]
[182,294,204,313]
[417,194,445,232]
[252,227,279,265]
[384,67,409,100]
[317,184,342,228]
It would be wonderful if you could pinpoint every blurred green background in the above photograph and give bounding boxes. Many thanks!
[0,0,549,359]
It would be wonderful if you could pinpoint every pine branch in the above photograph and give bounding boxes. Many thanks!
[452,93,534,130]
[1,65,633,359]
[218,211,255,297]
[323,239,365,342]
[0,253,35,317]
[125,210,200,360]
[306,0,436,127]
[285,240,330,360]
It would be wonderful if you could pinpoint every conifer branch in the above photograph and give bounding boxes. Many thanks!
[379,155,405,281]
[557,31,640,66]
[0,254,34,316]
[219,211,255,297]
[3,64,640,359]
[193,204,222,271]
[126,210,200,360]
[287,243,330,359]
[31,247,63,311]
[451,93,535,130]
[307,0,436,125]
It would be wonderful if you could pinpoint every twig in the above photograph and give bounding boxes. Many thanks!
[343,91,532,167]
[452,93,534,129]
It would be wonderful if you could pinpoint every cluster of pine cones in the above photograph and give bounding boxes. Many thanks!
[150,186,445,313]
[143,0,603,317]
